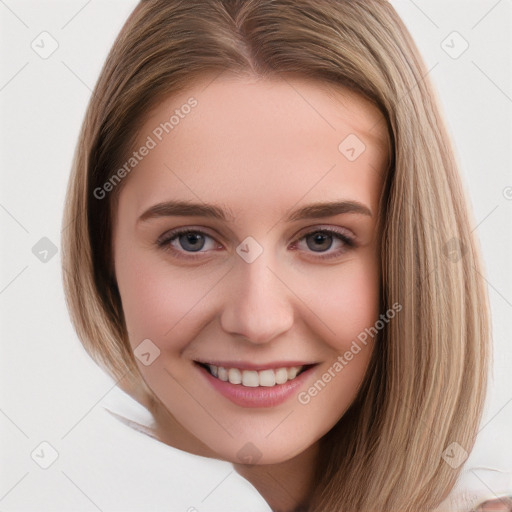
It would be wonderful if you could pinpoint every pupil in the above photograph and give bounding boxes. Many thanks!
[180,233,204,252]
[307,232,332,252]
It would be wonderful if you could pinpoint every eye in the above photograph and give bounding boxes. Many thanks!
[291,227,356,260]
[156,228,220,260]
[156,226,356,261]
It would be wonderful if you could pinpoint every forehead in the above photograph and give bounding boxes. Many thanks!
[117,73,390,221]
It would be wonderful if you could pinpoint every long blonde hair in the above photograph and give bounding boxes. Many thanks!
[61,1,491,510]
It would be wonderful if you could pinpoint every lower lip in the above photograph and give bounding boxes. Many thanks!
[195,363,318,408]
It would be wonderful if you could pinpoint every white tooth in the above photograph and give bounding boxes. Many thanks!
[287,366,300,379]
[212,365,304,386]
[228,368,242,384]
[242,370,259,387]
[217,366,228,381]
[275,367,289,385]
[258,369,276,387]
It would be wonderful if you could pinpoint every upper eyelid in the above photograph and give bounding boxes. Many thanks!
[294,224,355,240]
[159,225,355,243]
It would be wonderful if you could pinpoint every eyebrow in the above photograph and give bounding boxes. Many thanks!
[137,199,372,224]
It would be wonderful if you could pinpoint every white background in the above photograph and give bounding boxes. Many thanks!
[1,1,511,510]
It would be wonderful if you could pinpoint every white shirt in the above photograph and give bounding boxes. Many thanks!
[98,385,272,511]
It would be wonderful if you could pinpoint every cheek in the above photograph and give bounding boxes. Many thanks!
[306,256,381,352]
[115,249,206,349]
[293,259,381,432]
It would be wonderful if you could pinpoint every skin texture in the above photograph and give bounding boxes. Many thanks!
[474,497,512,511]
[112,72,390,510]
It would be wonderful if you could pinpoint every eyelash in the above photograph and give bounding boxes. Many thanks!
[156,226,356,261]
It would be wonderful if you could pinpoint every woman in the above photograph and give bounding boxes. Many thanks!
[61,0,510,510]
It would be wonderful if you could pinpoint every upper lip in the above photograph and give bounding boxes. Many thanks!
[194,360,319,371]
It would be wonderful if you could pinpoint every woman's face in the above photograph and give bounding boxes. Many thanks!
[112,73,389,464]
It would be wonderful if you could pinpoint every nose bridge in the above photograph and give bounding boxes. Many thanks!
[219,248,294,344]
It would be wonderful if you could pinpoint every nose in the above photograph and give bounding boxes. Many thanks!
[219,251,295,344]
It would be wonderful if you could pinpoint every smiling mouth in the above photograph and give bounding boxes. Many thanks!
[195,362,316,387]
